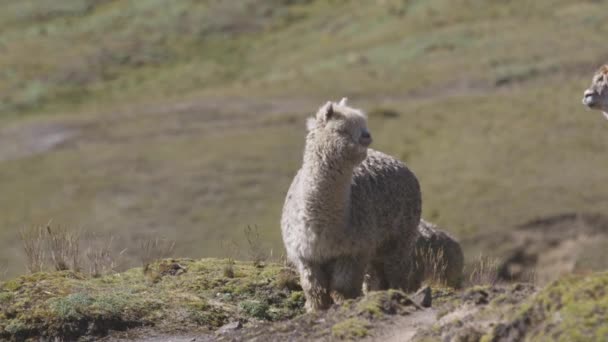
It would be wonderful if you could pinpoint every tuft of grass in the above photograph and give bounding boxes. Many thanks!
[466,254,501,287]
[139,238,175,273]
[331,318,370,339]
[275,267,300,291]
[415,245,449,287]
[19,225,128,278]
[19,226,47,274]
[85,235,124,278]
[20,224,82,273]
[45,225,80,272]
[223,258,236,279]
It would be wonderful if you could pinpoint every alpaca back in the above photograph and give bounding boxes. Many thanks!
[350,149,421,246]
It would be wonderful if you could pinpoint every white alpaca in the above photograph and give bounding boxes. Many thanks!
[281,98,421,311]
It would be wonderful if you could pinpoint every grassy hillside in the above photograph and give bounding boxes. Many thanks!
[1,259,607,341]
[1,0,608,277]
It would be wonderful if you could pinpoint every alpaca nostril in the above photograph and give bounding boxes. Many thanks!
[360,130,372,146]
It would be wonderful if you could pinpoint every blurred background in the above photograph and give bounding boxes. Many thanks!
[1,0,607,279]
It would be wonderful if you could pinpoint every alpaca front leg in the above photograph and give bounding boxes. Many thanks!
[330,256,366,304]
[299,262,332,312]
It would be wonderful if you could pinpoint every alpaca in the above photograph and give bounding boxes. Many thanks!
[281,98,422,311]
[582,64,608,120]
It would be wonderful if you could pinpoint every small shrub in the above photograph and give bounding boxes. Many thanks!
[244,225,267,267]
[240,300,270,320]
[45,225,81,272]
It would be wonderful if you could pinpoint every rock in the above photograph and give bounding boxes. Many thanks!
[217,321,243,334]
[462,288,489,305]
[412,286,432,308]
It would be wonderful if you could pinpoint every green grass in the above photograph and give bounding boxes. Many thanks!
[1,0,608,277]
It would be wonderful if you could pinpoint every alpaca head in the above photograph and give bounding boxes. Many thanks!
[583,65,608,119]
[306,98,372,166]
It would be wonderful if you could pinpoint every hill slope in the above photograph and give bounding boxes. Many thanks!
[1,0,608,277]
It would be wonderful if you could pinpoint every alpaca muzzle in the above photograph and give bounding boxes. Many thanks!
[360,130,372,147]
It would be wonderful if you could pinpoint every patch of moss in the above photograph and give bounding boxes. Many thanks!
[355,290,417,319]
[331,318,370,339]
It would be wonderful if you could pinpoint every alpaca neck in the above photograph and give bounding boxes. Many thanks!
[300,145,354,231]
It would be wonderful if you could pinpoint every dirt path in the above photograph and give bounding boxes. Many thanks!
[0,82,496,164]
[0,121,77,162]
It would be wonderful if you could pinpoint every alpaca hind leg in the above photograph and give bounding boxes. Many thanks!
[364,259,389,292]
[384,248,419,292]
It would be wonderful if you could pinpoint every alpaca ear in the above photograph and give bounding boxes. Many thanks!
[325,102,334,120]
[338,97,348,106]
[316,101,334,122]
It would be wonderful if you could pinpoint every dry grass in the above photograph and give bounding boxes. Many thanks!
[466,254,501,287]
[85,235,125,278]
[275,267,301,291]
[221,239,242,279]
[20,225,130,277]
[244,225,268,267]
[139,237,176,273]
[415,245,449,287]
[45,225,80,272]
[19,226,47,274]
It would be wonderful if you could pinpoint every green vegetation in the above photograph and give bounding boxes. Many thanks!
[493,272,608,341]
[1,0,608,279]
[331,318,370,339]
[0,258,305,340]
